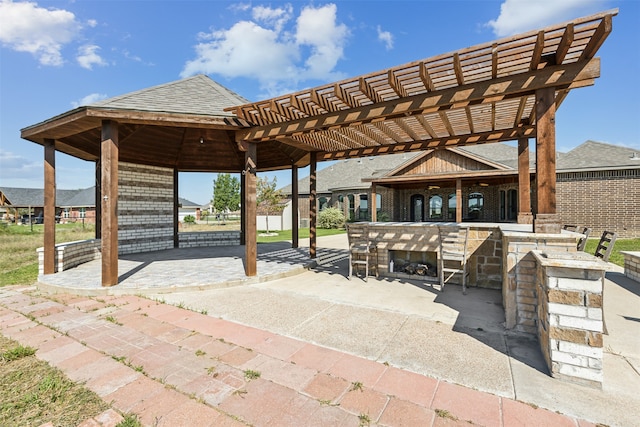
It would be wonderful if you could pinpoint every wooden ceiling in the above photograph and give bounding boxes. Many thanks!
[21,10,616,172]
[229,10,616,163]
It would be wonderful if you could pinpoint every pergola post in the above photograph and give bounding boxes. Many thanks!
[95,160,101,239]
[101,120,119,286]
[291,164,299,248]
[309,152,317,259]
[456,179,463,223]
[533,87,560,233]
[244,143,257,276]
[370,183,377,222]
[240,171,246,245]
[517,137,533,224]
[43,139,56,274]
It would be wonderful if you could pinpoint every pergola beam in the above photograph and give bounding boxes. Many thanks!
[236,58,599,144]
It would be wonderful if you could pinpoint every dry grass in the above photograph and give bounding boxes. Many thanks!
[0,334,109,426]
[0,223,95,287]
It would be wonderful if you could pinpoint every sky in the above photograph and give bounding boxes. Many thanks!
[1,0,638,206]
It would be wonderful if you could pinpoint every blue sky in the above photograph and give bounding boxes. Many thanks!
[1,0,638,205]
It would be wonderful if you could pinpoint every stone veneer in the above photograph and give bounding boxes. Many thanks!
[179,231,241,248]
[620,251,640,283]
[118,162,174,255]
[501,231,577,334]
[532,251,607,387]
[367,222,503,289]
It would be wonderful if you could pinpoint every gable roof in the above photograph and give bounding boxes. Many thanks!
[91,75,249,117]
[0,187,95,208]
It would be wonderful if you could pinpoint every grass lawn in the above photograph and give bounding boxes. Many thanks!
[257,227,346,243]
[583,237,640,267]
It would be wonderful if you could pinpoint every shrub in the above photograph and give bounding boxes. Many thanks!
[183,215,196,224]
[317,207,346,229]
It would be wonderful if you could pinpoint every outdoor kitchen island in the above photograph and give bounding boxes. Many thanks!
[366,222,530,289]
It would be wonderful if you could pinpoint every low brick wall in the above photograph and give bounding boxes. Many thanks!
[532,251,607,388]
[621,251,640,282]
[178,231,241,248]
[37,239,101,275]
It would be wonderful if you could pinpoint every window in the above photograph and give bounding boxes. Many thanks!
[499,190,506,221]
[347,194,355,221]
[448,194,457,220]
[318,197,329,211]
[429,195,443,219]
[358,194,368,220]
[507,189,518,220]
[410,194,424,222]
[79,207,86,218]
[376,194,382,211]
[468,192,484,220]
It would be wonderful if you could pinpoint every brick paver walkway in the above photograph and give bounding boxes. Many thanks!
[0,286,598,426]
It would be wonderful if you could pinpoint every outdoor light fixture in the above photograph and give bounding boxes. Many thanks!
[199,137,204,144]
[479,182,490,187]
[428,185,440,190]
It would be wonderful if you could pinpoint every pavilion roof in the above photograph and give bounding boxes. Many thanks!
[229,10,617,163]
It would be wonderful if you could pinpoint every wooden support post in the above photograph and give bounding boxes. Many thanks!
[95,160,101,239]
[371,184,377,222]
[534,87,560,233]
[518,137,533,224]
[173,169,179,248]
[244,143,257,276]
[240,171,246,245]
[101,120,119,286]
[43,139,56,274]
[309,152,317,259]
[456,178,463,223]
[291,164,299,248]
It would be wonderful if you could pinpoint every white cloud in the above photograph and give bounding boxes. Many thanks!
[71,93,108,108]
[0,0,80,66]
[76,44,106,70]
[486,0,608,37]
[181,3,349,95]
[377,25,393,50]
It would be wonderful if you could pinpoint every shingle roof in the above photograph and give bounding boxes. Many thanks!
[91,75,249,117]
[556,140,640,170]
[280,152,421,195]
[0,187,95,207]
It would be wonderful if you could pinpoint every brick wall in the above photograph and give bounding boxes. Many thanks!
[557,169,640,238]
[621,251,640,282]
[179,231,240,248]
[118,162,174,255]
[37,239,101,275]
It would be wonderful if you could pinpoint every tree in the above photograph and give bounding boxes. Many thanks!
[257,176,285,233]
[212,173,240,215]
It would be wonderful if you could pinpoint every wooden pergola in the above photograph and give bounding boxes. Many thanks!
[21,10,615,286]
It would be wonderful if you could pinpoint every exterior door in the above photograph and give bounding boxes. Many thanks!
[410,194,424,222]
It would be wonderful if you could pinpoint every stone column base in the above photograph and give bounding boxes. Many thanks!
[533,213,561,233]
[517,212,533,224]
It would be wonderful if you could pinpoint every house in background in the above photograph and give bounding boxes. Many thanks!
[281,140,640,238]
[0,186,96,224]
[1,186,203,225]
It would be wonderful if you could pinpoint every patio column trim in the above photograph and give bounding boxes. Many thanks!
[518,137,533,224]
[371,183,377,222]
[533,87,560,233]
[101,120,119,286]
[43,139,56,274]
[309,151,317,259]
[291,164,299,248]
[173,169,179,248]
[244,142,257,276]
[456,178,463,223]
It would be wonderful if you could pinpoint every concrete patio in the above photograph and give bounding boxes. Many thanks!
[27,234,640,426]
